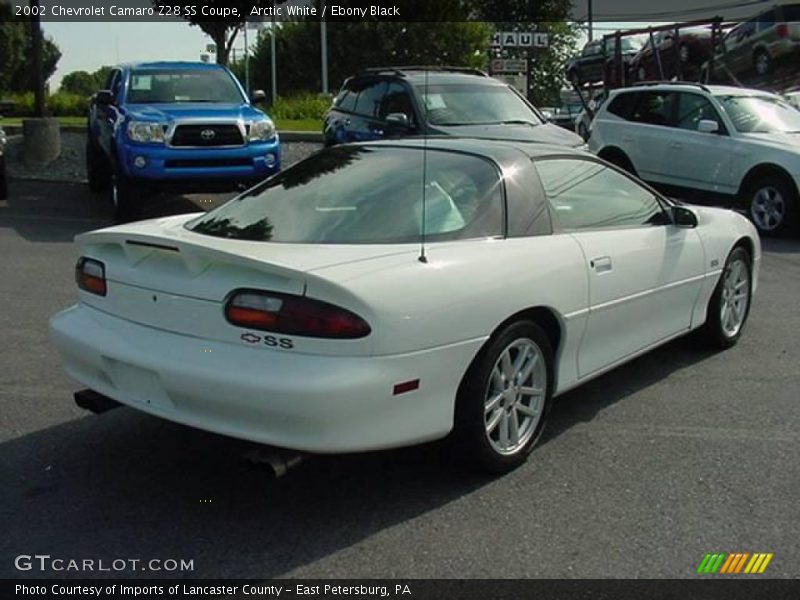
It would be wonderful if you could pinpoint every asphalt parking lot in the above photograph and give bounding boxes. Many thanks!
[1,177,798,579]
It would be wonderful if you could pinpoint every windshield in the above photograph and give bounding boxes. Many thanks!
[415,84,544,126]
[126,69,244,104]
[188,146,503,244]
[718,95,800,133]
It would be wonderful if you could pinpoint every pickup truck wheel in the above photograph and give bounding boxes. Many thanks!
[86,139,110,192]
[0,155,8,200]
[111,171,140,224]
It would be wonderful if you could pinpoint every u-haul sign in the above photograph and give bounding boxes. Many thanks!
[491,31,549,48]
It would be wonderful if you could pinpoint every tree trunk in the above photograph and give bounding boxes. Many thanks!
[214,30,229,65]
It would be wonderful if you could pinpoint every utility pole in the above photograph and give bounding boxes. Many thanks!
[320,0,329,94]
[30,0,44,117]
[588,0,594,41]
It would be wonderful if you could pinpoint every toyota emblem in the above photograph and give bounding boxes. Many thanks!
[200,128,216,141]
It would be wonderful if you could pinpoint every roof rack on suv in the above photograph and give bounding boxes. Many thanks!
[632,80,710,92]
[358,66,489,77]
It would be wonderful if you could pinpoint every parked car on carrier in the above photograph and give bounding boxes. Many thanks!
[0,122,7,200]
[708,3,800,80]
[631,27,714,82]
[589,82,800,236]
[50,138,760,473]
[86,61,280,222]
[566,36,643,86]
[323,66,585,149]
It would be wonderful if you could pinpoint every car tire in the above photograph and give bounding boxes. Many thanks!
[744,174,798,236]
[754,50,771,76]
[86,138,110,192]
[0,155,8,200]
[110,169,140,224]
[702,246,752,349]
[453,320,554,474]
[601,149,637,176]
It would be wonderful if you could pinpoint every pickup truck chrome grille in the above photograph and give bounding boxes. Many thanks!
[171,124,244,147]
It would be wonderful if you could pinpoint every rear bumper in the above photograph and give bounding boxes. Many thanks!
[49,304,483,453]
[117,137,281,185]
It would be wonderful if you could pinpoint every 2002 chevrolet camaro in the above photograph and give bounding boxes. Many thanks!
[50,139,760,473]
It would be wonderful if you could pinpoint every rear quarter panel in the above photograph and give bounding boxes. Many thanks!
[308,235,590,390]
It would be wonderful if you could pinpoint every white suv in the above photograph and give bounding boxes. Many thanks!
[589,82,800,235]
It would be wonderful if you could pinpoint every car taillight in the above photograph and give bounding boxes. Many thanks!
[777,23,789,38]
[75,257,107,296]
[225,290,371,339]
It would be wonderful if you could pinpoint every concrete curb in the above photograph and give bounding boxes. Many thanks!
[2,125,323,143]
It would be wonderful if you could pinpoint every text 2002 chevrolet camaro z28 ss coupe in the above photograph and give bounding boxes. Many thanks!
[50,139,760,473]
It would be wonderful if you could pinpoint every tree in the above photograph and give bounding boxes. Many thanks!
[242,20,491,98]
[469,0,579,106]
[60,66,114,95]
[60,71,96,96]
[0,3,61,94]
[151,1,269,66]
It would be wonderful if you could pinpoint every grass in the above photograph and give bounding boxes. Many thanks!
[275,118,321,132]
[0,115,87,127]
[1,116,321,133]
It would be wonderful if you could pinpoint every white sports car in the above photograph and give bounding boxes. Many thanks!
[50,139,760,473]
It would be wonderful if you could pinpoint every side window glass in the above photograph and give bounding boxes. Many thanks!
[676,93,723,132]
[352,80,388,118]
[111,71,123,99]
[606,92,638,120]
[335,88,356,112]
[631,91,676,127]
[379,82,415,123]
[535,159,665,231]
[757,10,776,31]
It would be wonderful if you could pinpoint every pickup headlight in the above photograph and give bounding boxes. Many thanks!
[127,121,165,143]
[249,119,276,142]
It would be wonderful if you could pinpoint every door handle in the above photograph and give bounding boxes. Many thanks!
[590,256,613,273]
[622,136,634,142]
[371,128,384,136]
[670,142,683,149]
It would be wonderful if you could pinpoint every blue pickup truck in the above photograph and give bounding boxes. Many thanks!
[86,61,280,221]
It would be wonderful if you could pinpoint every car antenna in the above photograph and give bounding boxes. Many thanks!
[419,67,429,264]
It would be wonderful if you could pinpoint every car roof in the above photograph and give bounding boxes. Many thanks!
[345,137,590,161]
[118,61,226,71]
[612,83,778,98]
[350,68,503,87]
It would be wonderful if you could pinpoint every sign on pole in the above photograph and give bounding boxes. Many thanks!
[491,31,549,48]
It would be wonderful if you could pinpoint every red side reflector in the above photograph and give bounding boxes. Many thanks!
[393,379,420,395]
[777,23,789,38]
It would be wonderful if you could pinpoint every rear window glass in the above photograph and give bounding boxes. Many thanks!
[188,146,504,244]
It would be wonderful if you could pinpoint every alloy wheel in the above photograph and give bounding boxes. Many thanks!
[483,338,546,456]
[750,185,785,232]
[720,258,750,338]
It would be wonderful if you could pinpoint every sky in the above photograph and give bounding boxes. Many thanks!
[43,22,234,88]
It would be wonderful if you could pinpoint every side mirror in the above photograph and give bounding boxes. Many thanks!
[672,205,698,228]
[385,113,411,129]
[251,89,266,103]
[697,119,719,134]
[95,90,114,106]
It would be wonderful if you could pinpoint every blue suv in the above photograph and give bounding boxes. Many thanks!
[86,62,280,221]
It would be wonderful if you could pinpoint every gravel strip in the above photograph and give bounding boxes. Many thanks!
[6,132,322,183]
